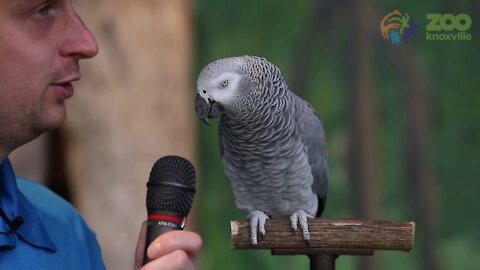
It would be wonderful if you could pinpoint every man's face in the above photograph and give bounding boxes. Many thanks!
[0,0,98,149]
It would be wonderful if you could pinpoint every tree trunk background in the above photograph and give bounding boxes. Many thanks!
[348,0,380,269]
[13,1,195,270]
[394,46,441,270]
[69,1,195,269]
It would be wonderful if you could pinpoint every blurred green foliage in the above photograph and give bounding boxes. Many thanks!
[193,0,480,269]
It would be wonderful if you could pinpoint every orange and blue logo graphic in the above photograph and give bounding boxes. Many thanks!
[380,10,417,45]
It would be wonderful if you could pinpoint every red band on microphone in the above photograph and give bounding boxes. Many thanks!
[148,214,184,223]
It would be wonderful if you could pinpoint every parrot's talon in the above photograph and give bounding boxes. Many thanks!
[248,210,269,245]
[251,236,258,246]
[290,210,313,243]
[290,212,299,231]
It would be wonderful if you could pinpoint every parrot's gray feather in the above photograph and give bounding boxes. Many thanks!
[293,93,328,216]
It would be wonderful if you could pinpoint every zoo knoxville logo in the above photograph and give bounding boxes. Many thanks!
[426,13,472,41]
[380,10,417,45]
[380,10,473,44]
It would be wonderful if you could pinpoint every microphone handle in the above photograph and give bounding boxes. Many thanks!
[143,210,186,265]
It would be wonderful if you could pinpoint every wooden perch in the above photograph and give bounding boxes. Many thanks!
[231,219,415,253]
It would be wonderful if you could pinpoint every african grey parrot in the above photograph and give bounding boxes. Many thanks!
[195,55,328,245]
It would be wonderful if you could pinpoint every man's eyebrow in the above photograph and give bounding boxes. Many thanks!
[9,0,45,13]
[10,0,32,8]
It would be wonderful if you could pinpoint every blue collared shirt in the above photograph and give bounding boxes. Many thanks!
[0,158,106,269]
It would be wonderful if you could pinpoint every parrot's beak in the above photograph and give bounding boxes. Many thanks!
[195,93,212,126]
[195,93,224,126]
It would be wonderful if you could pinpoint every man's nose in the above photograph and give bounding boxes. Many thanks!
[59,10,99,60]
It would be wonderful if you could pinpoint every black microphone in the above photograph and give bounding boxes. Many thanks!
[0,208,23,235]
[143,155,196,265]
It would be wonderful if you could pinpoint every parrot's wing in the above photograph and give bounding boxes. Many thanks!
[294,94,328,217]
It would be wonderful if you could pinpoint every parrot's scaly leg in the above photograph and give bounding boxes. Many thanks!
[290,209,313,243]
[248,210,269,245]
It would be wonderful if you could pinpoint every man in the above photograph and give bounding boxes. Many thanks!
[0,1,202,269]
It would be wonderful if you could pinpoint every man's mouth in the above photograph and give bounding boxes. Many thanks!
[51,76,80,99]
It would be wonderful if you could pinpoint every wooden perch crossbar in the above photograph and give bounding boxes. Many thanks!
[231,219,415,252]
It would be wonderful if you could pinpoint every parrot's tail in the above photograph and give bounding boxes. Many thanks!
[316,196,326,218]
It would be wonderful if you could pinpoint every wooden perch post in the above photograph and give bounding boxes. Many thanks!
[231,219,415,270]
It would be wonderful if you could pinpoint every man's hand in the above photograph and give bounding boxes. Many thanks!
[133,221,202,270]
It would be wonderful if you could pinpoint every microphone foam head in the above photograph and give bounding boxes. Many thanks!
[146,155,196,216]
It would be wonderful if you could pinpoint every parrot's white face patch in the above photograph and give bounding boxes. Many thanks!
[197,72,242,106]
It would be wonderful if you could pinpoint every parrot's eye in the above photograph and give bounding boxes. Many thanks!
[221,80,229,87]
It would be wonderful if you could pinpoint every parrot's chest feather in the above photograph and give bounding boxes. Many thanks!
[220,103,316,216]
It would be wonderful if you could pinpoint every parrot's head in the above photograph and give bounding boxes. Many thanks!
[195,55,280,125]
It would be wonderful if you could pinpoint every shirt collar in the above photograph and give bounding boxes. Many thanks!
[0,158,56,251]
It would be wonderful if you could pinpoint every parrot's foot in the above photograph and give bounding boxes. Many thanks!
[290,209,313,243]
[248,210,269,245]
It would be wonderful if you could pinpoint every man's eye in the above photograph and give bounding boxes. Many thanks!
[34,4,53,17]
